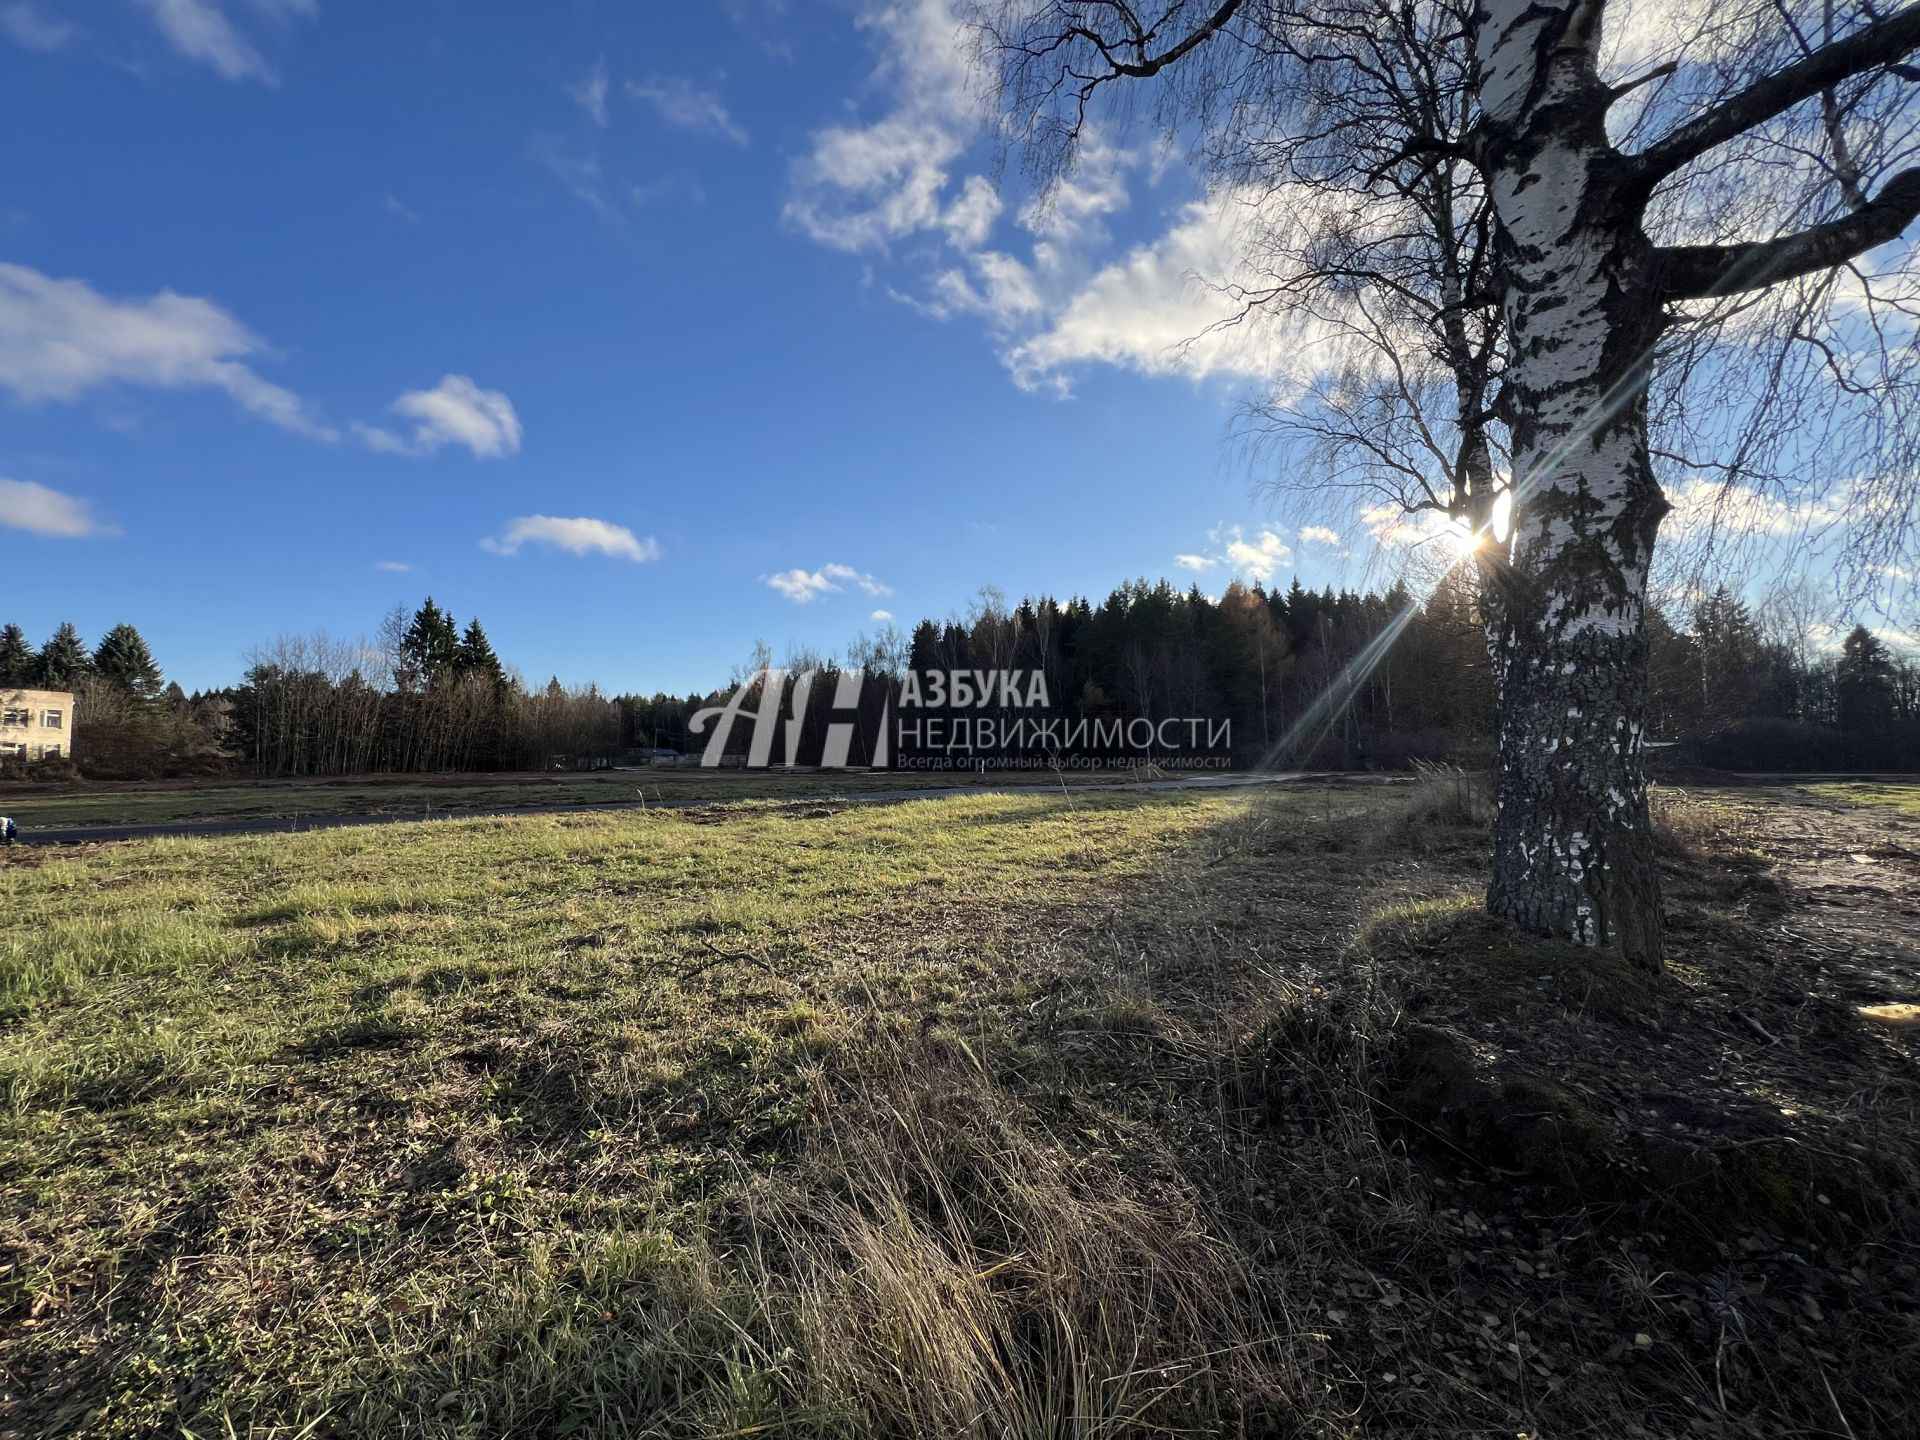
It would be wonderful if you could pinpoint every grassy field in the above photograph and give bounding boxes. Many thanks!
[0,767,1119,829]
[3,781,1917,1437]
[1808,779,1920,816]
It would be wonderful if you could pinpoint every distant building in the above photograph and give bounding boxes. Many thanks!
[1,688,74,763]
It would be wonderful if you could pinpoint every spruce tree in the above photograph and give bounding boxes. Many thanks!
[1837,626,1898,736]
[401,599,461,684]
[33,623,90,689]
[456,618,506,688]
[93,623,165,703]
[0,623,30,686]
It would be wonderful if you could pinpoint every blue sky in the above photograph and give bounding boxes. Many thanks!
[7,1,1903,695]
[1,0,1373,695]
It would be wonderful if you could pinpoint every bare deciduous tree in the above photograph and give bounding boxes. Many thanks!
[974,0,1920,966]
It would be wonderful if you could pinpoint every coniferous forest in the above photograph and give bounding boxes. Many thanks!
[3,576,1916,779]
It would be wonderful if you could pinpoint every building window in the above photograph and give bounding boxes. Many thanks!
[0,742,23,760]
[1,708,28,727]
[40,709,62,730]
[37,744,61,760]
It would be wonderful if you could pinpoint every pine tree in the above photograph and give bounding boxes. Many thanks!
[0,623,30,686]
[456,618,506,688]
[1694,589,1766,729]
[33,623,90,688]
[93,623,165,703]
[401,599,461,685]
[1836,626,1898,736]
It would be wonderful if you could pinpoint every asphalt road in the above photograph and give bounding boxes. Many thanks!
[6,772,1322,847]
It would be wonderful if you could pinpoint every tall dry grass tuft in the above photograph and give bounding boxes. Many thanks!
[1395,761,1493,829]
[1648,786,1720,859]
[746,1041,1296,1438]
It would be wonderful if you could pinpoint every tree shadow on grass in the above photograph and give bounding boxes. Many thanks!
[10,784,1920,1439]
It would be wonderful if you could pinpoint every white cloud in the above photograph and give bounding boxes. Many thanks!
[0,478,116,538]
[941,175,1001,249]
[1018,135,1131,244]
[765,562,893,604]
[788,7,1342,399]
[570,58,609,127]
[929,251,1044,323]
[0,2,74,51]
[1662,477,1851,541]
[823,562,893,596]
[766,568,839,603]
[786,117,963,250]
[784,0,991,252]
[1224,528,1292,581]
[1361,502,1472,554]
[375,560,412,572]
[1171,526,1294,581]
[135,0,313,84]
[1299,525,1343,546]
[0,261,332,437]
[1007,192,1309,392]
[871,609,894,622]
[356,375,522,459]
[382,194,421,225]
[627,75,748,145]
[482,515,659,562]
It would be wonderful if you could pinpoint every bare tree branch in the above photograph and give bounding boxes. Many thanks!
[1658,165,1920,295]
[1632,3,1920,189]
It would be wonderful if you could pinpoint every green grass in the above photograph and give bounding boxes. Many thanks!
[7,782,1911,1438]
[0,791,1272,1437]
[0,767,1120,829]
[1807,780,1920,816]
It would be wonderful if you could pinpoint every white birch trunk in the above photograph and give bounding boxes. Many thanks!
[1475,0,1668,966]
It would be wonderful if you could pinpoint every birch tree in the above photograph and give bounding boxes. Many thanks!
[976,0,1920,966]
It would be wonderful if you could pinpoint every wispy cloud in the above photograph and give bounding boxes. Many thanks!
[785,0,983,252]
[570,57,610,127]
[483,516,660,562]
[0,2,75,51]
[0,261,333,437]
[528,133,617,218]
[1361,502,1470,553]
[825,562,893,596]
[0,478,116,538]
[789,6,1350,399]
[871,608,894,622]
[764,562,893,604]
[382,193,421,225]
[1174,526,1294,582]
[1299,525,1343,547]
[627,75,748,146]
[134,0,314,85]
[375,560,412,573]
[355,375,521,459]
[1662,476,1851,541]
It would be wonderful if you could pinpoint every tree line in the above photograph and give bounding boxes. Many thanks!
[617,580,1919,773]
[3,583,1914,780]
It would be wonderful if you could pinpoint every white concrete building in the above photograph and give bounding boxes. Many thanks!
[1,688,74,762]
